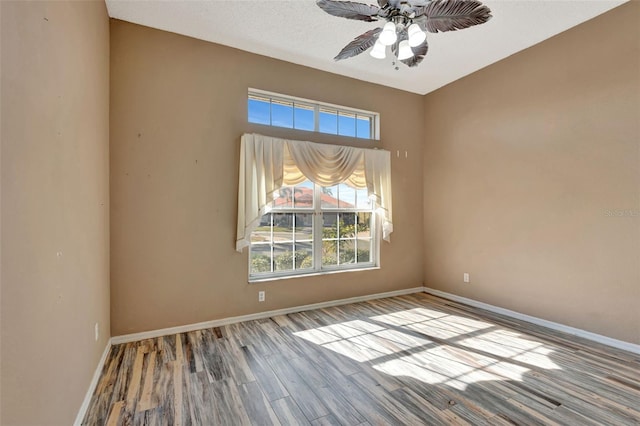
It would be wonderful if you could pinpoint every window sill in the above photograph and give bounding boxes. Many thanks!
[249,266,380,283]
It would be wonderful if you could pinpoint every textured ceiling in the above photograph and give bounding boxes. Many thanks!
[105,0,627,95]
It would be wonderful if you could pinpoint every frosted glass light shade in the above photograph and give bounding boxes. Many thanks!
[378,22,397,46]
[397,40,413,60]
[370,40,386,59]
[408,24,426,47]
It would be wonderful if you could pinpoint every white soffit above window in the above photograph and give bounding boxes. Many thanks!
[105,0,628,95]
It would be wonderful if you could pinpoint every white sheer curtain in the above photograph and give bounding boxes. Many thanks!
[236,133,393,252]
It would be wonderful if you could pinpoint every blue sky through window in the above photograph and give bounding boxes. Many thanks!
[248,98,270,125]
[319,110,337,134]
[356,116,371,139]
[294,105,314,131]
[338,113,356,137]
[271,102,293,128]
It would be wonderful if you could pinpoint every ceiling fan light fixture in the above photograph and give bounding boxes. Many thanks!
[316,0,492,68]
[378,22,397,46]
[397,40,413,60]
[407,23,426,47]
[369,40,386,59]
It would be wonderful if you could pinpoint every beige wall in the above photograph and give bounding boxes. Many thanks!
[109,20,425,335]
[0,1,110,424]
[423,2,640,344]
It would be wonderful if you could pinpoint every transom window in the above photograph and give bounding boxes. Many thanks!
[248,89,380,140]
[249,180,377,280]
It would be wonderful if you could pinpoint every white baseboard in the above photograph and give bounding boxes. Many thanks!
[74,339,112,426]
[423,286,640,356]
[112,286,425,345]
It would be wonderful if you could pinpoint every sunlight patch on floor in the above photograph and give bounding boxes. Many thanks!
[457,330,561,370]
[293,306,561,390]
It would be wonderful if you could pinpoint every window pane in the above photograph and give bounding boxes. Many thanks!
[295,245,313,270]
[356,239,372,263]
[356,188,372,209]
[338,213,356,240]
[271,100,293,128]
[250,246,272,274]
[295,213,313,241]
[357,212,372,239]
[274,187,293,209]
[338,184,356,209]
[248,97,270,125]
[251,214,272,243]
[273,244,294,271]
[356,115,371,139]
[272,213,293,242]
[319,109,337,134]
[294,103,314,131]
[322,240,338,266]
[321,186,339,209]
[322,212,339,266]
[339,240,355,264]
[293,181,314,208]
[322,212,338,238]
[338,112,356,137]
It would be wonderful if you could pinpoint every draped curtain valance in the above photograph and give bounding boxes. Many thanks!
[236,133,393,252]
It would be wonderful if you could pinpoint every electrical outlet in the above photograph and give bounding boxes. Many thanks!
[258,291,265,302]
[94,323,99,341]
[464,273,470,283]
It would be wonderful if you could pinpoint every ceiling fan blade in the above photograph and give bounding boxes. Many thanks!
[415,0,491,33]
[407,0,430,6]
[401,39,429,67]
[316,0,380,22]
[334,28,383,61]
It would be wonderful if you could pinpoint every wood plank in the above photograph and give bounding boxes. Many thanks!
[200,329,232,382]
[188,330,205,373]
[175,333,184,363]
[219,336,256,384]
[287,355,365,425]
[311,414,342,426]
[209,378,252,425]
[173,360,183,426]
[125,346,145,412]
[271,396,312,426]
[237,381,282,426]
[241,345,289,401]
[105,400,124,426]
[137,350,157,411]
[266,354,329,421]
[348,371,432,425]
[188,371,217,425]
[391,387,470,425]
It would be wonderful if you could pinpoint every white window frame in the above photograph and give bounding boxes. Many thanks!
[248,88,380,141]
[248,182,379,282]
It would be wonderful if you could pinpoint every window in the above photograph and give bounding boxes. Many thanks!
[249,180,377,280]
[236,134,393,282]
[248,89,379,140]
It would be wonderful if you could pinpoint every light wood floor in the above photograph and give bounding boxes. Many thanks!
[83,293,640,425]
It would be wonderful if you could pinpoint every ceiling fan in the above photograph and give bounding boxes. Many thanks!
[316,0,492,68]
